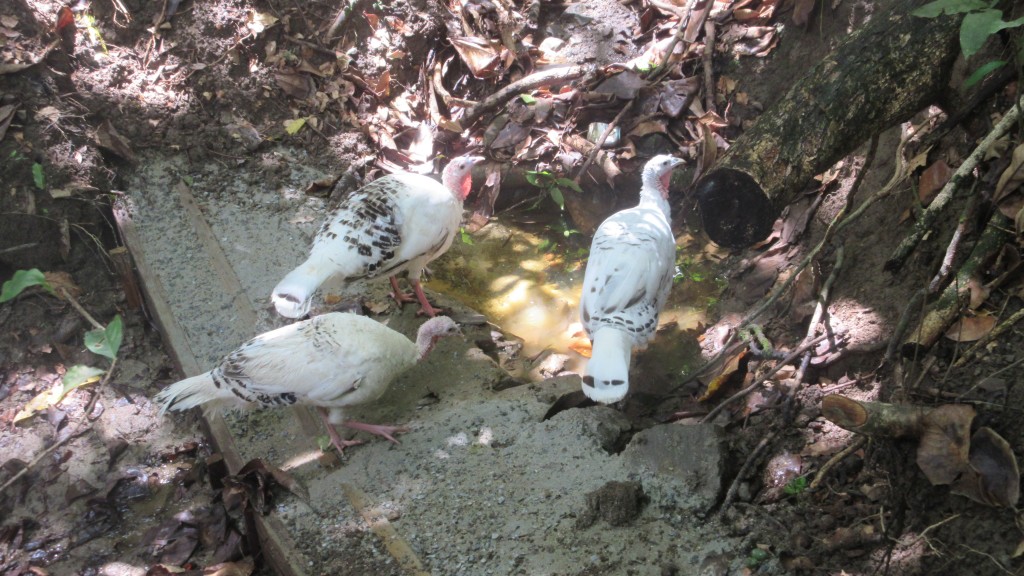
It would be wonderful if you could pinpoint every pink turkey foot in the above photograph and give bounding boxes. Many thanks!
[388,276,418,306]
[318,408,364,456]
[409,278,444,317]
[343,420,410,444]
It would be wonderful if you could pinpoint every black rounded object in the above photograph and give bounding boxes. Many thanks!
[694,168,776,248]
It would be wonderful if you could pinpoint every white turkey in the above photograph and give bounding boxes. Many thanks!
[153,313,461,455]
[272,155,484,319]
[579,154,683,404]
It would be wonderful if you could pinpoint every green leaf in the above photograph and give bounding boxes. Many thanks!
[554,178,582,193]
[912,0,989,18]
[519,93,537,104]
[62,365,106,395]
[84,314,123,360]
[964,59,1006,88]
[524,170,544,187]
[549,187,565,210]
[459,227,474,245]
[284,117,308,134]
[32,163,45,189]
[961,9,1015,58]
[1,269,51,302]
[784,476,808,495]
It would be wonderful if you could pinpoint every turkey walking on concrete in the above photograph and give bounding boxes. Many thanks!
[154,313,462,455]
[579,154,683,404]
[272,155,484,318]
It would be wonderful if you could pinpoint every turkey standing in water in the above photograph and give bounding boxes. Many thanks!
[272,156,484,318]
[579,155,683,404]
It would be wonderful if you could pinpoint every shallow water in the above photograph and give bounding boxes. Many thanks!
[427,216,727,379]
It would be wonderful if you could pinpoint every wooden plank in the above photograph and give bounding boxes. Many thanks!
[112,196,310,576]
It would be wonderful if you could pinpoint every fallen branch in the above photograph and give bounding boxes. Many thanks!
[701,331,834,424]
[457,65,592,129]
[885,94,1024,271]
[901,212,1011,355]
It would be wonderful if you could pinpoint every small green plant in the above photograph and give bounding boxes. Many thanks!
[913,0,1024,88]
[674,254,706,283]
[31,163,45,190]
[84,314,123,360]
[459,227,474,245]
[784,475,809,496]
[525,170,582,211]
[0,268,52,302]
[2,269,123,422]
[316,435,332,452]
[79,13,109,54]
[745,547,771,568]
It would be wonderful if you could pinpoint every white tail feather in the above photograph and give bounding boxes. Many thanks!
[153,372,231,416]
[582,328,634,404]
[271,259,337,318]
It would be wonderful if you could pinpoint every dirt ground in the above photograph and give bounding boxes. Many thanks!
[3,0,1024,575]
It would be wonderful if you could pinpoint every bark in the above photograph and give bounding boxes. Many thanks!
[693,1,961,247]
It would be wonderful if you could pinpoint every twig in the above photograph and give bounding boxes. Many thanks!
[719,429,779,514]
[809,435,866,491]
[574,101,633,184]
[886,94,1024,271]
[58,286,104,330]
[702,19,716,114]
[885,288,926,363]
[651,0,701,78]
[796,245,844,383]
[701,331,834,424]
[928,183,978,293]
[0,242,38,255]
[459,65,591,129]
[0,356,119,497]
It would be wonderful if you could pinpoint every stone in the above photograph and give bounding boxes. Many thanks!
[622,423,728,511]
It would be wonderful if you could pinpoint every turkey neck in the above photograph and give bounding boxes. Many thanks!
[416,332,442,361]
[638,172,672,219]
[441,169,472,201]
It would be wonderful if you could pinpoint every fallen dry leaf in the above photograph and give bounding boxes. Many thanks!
[698,349,747,402]
[918,159,951,206]
[967,274,989,310]
[994,142,1024,203]
[451,36,504,78]
[951,426,1020,508]
[95,119,135,162]
[944,314,996,342]
[275,70,315,100]
[44,270,81,300]
[916,404,975,486]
